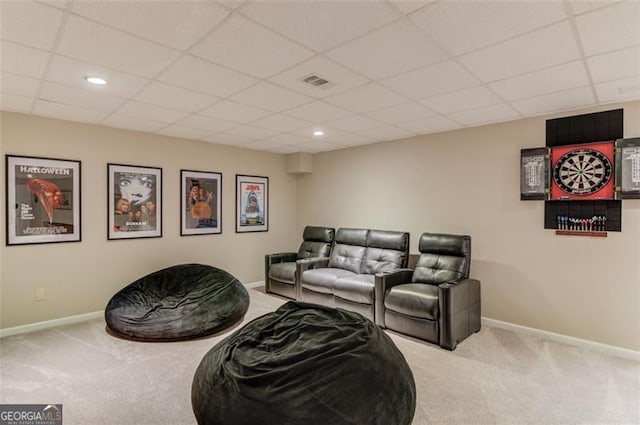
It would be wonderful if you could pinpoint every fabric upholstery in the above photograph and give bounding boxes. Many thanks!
[105,264,249,342]
[191,302,416,425]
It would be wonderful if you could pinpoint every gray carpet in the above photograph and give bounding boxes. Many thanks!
[1,288,638,425]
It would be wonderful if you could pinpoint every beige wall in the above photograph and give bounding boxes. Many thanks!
[0,112,299,329]
[297,101,640,351]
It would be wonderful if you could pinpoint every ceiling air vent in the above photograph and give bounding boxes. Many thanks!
[302,74,333,89]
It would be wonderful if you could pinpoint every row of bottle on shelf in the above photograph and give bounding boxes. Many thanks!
[556,215,607,231]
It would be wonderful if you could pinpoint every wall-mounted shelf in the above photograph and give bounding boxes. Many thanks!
[555,230,607,238]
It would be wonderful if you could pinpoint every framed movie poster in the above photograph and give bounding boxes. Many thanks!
[236,174,268,233]
[108,163,162,240]
[181,170,222,236]
[6,155,81,245]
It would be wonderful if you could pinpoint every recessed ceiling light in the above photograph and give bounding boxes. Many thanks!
[84,76,107,86]
[313,130,324,137]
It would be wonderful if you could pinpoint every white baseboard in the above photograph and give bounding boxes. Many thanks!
[482,317,639,362]
[0,311,104,339]
[244,280,264,289]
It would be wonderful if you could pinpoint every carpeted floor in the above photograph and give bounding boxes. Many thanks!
[0,288,638,425]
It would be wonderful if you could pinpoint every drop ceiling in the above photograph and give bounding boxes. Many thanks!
[1,0,639,153]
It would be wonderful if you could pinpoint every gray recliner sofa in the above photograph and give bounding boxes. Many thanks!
[296,227,409,322]
[265,226,335,299]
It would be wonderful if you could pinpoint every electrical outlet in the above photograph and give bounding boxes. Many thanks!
[35,287,45,301]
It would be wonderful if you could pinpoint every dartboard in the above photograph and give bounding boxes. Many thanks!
[553,148,613,195]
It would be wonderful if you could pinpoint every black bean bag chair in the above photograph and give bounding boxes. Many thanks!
[191,301,416,425]
[105,264,249,342]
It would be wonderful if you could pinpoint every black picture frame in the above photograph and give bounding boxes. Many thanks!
[6,154,81,246]
[180,169,222,236]
[107,163,162,240]
[235,174,268,233]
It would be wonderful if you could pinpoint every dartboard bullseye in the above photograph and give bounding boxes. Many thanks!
[553,148,612,195]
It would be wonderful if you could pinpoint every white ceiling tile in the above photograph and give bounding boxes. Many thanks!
[261,133,309,146]
[489,61,589,101]
[594,76,640,103]
[588,46,640,83]
[284,100,354,122]
[240,1,399,52]
[448,103,520,126]
[33,99,107,123]
[238,140,288,152]
[396,115,461,134]
[511,86,596,116]
[358,125,415,141]
[251,114,311,132]
[1,1,63,51]
[570,0,622,15]
[410,0,567,56]
[158,55,257,98]
[134,82,218,113]
[390,0,435,15]
[365,101,436,125]
[45,55,150,98]
[326,20,448,80]
[71,1,230,51]
[116,100,190,124]
[101,114,167,133]
[576,1,639,56]
[203,132,253,146]
[230,82,313,112]
[1,41,50,78]
[225,125,279,140]
[325,114,385,132]
[191,14,313,78]
[268,55,369,98]
[176,114,239,133]
[419,86,502,115]
[217,0,246,10]
[292,139,346,153]
[381,60,479,99]
[0,93,33,113]
[199,99,272,123]
[57,15,180,77]
[36,0,69,9]
[324,129,376,146]
[157,125,212,140]
[1,73,40,98]
[459,22,580,82]
[324,83,407,113]
[39,81,126,112]
[269,144,303,154]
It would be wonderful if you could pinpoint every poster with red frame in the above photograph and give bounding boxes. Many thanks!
[550,141,615,200]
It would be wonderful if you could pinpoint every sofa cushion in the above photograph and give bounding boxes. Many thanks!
[362,230,409,274]
[333,274,375,304]
[328,244,366,274]
[268,262,296,284]
[301,268,356,294]
[384,283,439,320]
[414,233,470,284]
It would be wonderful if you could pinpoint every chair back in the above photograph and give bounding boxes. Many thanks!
[297,226,335,260]
[413,233,471,285]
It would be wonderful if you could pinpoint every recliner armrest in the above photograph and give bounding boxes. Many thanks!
[295,257,330,299]
[438,278,481,350]
[374,268,413,327]
[266,252,297,265]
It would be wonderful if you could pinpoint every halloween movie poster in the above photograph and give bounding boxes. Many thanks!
[236,175,268,233]
[6,155,81,245]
